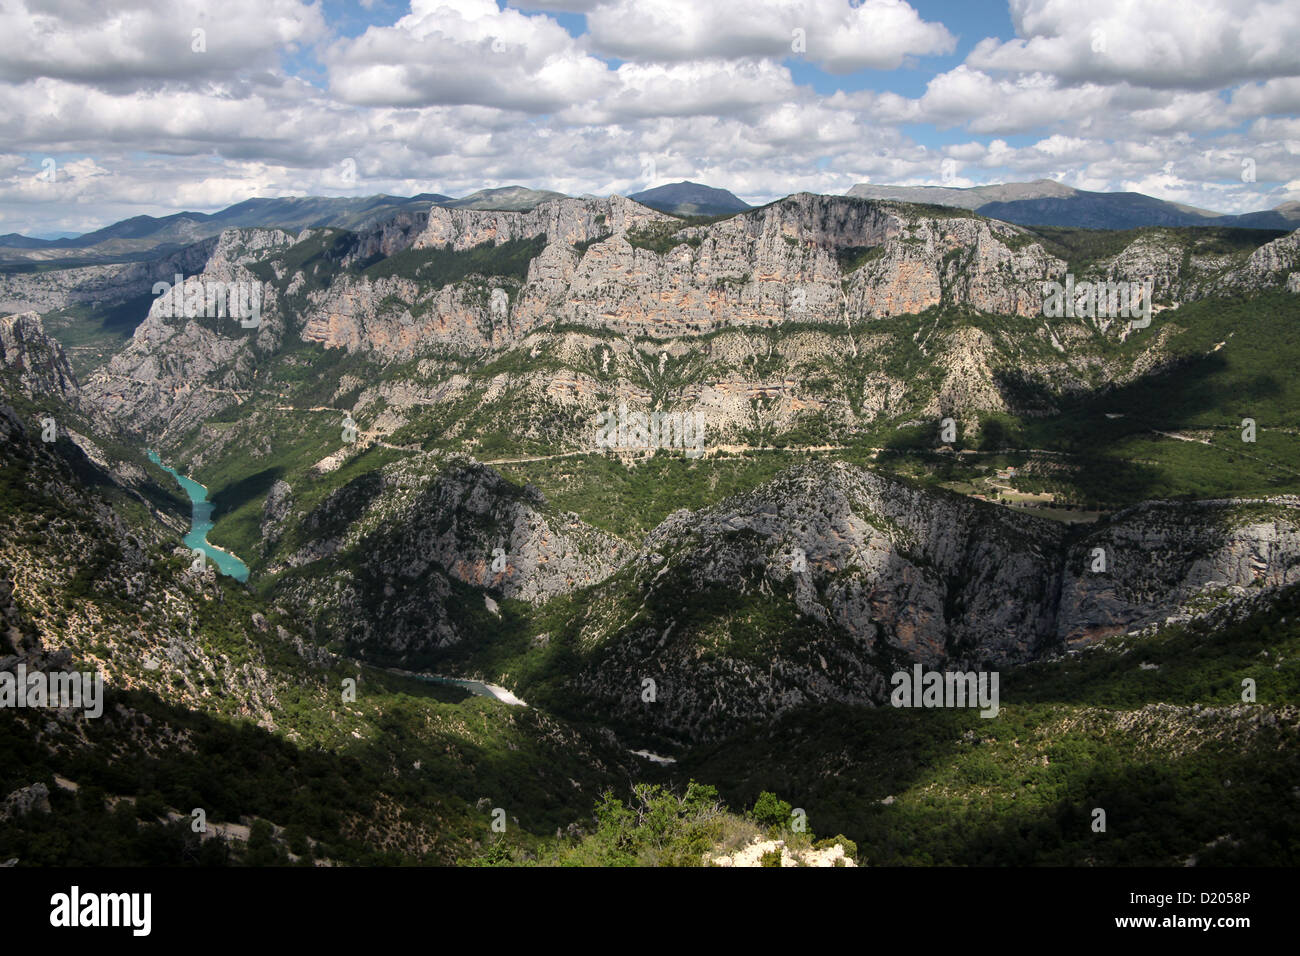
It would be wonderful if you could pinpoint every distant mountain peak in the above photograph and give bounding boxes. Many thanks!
[847,179,1299,230]
[847,179,1077,210]
[628,181,750,217]
[443,186,568,211]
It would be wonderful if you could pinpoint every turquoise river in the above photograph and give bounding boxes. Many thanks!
[147,450,250,582]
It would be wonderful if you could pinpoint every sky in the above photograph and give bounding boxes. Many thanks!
[2,0,1298,237]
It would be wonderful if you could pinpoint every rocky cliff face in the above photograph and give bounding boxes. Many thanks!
[243,442,1300,742]
[550,463,1300,742]
[0,311,79,403]
[1230,229,1300,289]
[642,463,1065,665]
[0,240,218,314]
[81,229,294,442]
[846,213,1062,317]
[413,195,669,251]
[187,195,1069,365]
[271,452,631,661]
[1058,498,1300,646]
[1096,226,1300,303]
[488,194,1060,336]
[70,194,1300,448]
[298,271,518,354]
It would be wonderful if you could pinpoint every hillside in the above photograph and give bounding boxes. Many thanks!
[629,181,752,216]
[849,180,1300,231]
[2,188,1298,867]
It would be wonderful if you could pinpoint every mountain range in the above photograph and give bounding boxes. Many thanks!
[0,187,568,265]
[2,184,1299,866]
[7,179,1297,269]
[847,179,1300,231]
[628,181,752,216]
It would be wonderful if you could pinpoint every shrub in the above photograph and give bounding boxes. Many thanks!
[751,791,794,829]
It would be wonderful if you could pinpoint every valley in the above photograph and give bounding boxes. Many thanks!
[146,450,251,581]
[3,189,1299,867]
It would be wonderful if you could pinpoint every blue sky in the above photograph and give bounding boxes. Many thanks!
[1,0,1297,236]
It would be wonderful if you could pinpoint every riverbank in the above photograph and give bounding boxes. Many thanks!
[146,450,250,582]
[385,667,527,706]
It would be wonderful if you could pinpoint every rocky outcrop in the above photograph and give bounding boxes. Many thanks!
[563,463,1062,740]
[644,463,1066,664]
[846,213,1062,317]
[1098,226,1300,302]
[1231,229,1300,289]
[1058,499,1300,646]
[537,195,1061,334]
[81,229,293,442]
[272,453,631,660]
[260,480,294,554]
[0,782,51,821]
[558,463,1300,742]
[75,200,1300,448]
[291,195,1065,356]
[412,195,670,252]
[1103,232,1187,302]
[0,311,79,403]
[0,240,217,314]
[298,454,629,601]
[299,272,517,353]
[711,838,857,867]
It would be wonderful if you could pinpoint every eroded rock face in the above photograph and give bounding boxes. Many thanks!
[273,195,1068,359]
[262,453,1300,727]
[0,241,217,315]
[272,453,631,660]
[0,264,127,314]
[412,195,668,251]
[563,462,1064,740]
[1099,231,1189,301]
[67,199,1300,503]
[1057,499,1300,646]
[77,200,1300,447]
[1239,229,1300,281]
[644,463,1066,664]
[299,273,515,353]
[260,480,294,554]
[847,214,1063,318]
[0,782,50,821]
[532,196,1061,334]
[1089,226,1300,303]
[558,464,1300,742]
[0,311,79,403]
[711,838,857,867]
[82,229,294,440]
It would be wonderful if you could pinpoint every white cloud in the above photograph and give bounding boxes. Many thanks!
[1230,78,1300,118]
[564,59,805,123]
[910,67,1112,135]
[586,0,955,73]
[326,0,612,110]
[0,0,1295,235]
[0,0,326,86]
[968,0,1300,91]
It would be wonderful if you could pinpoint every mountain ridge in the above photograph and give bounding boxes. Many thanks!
[629,181,752,217]
[849,179,1300,230]
[8,180,1297,265]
